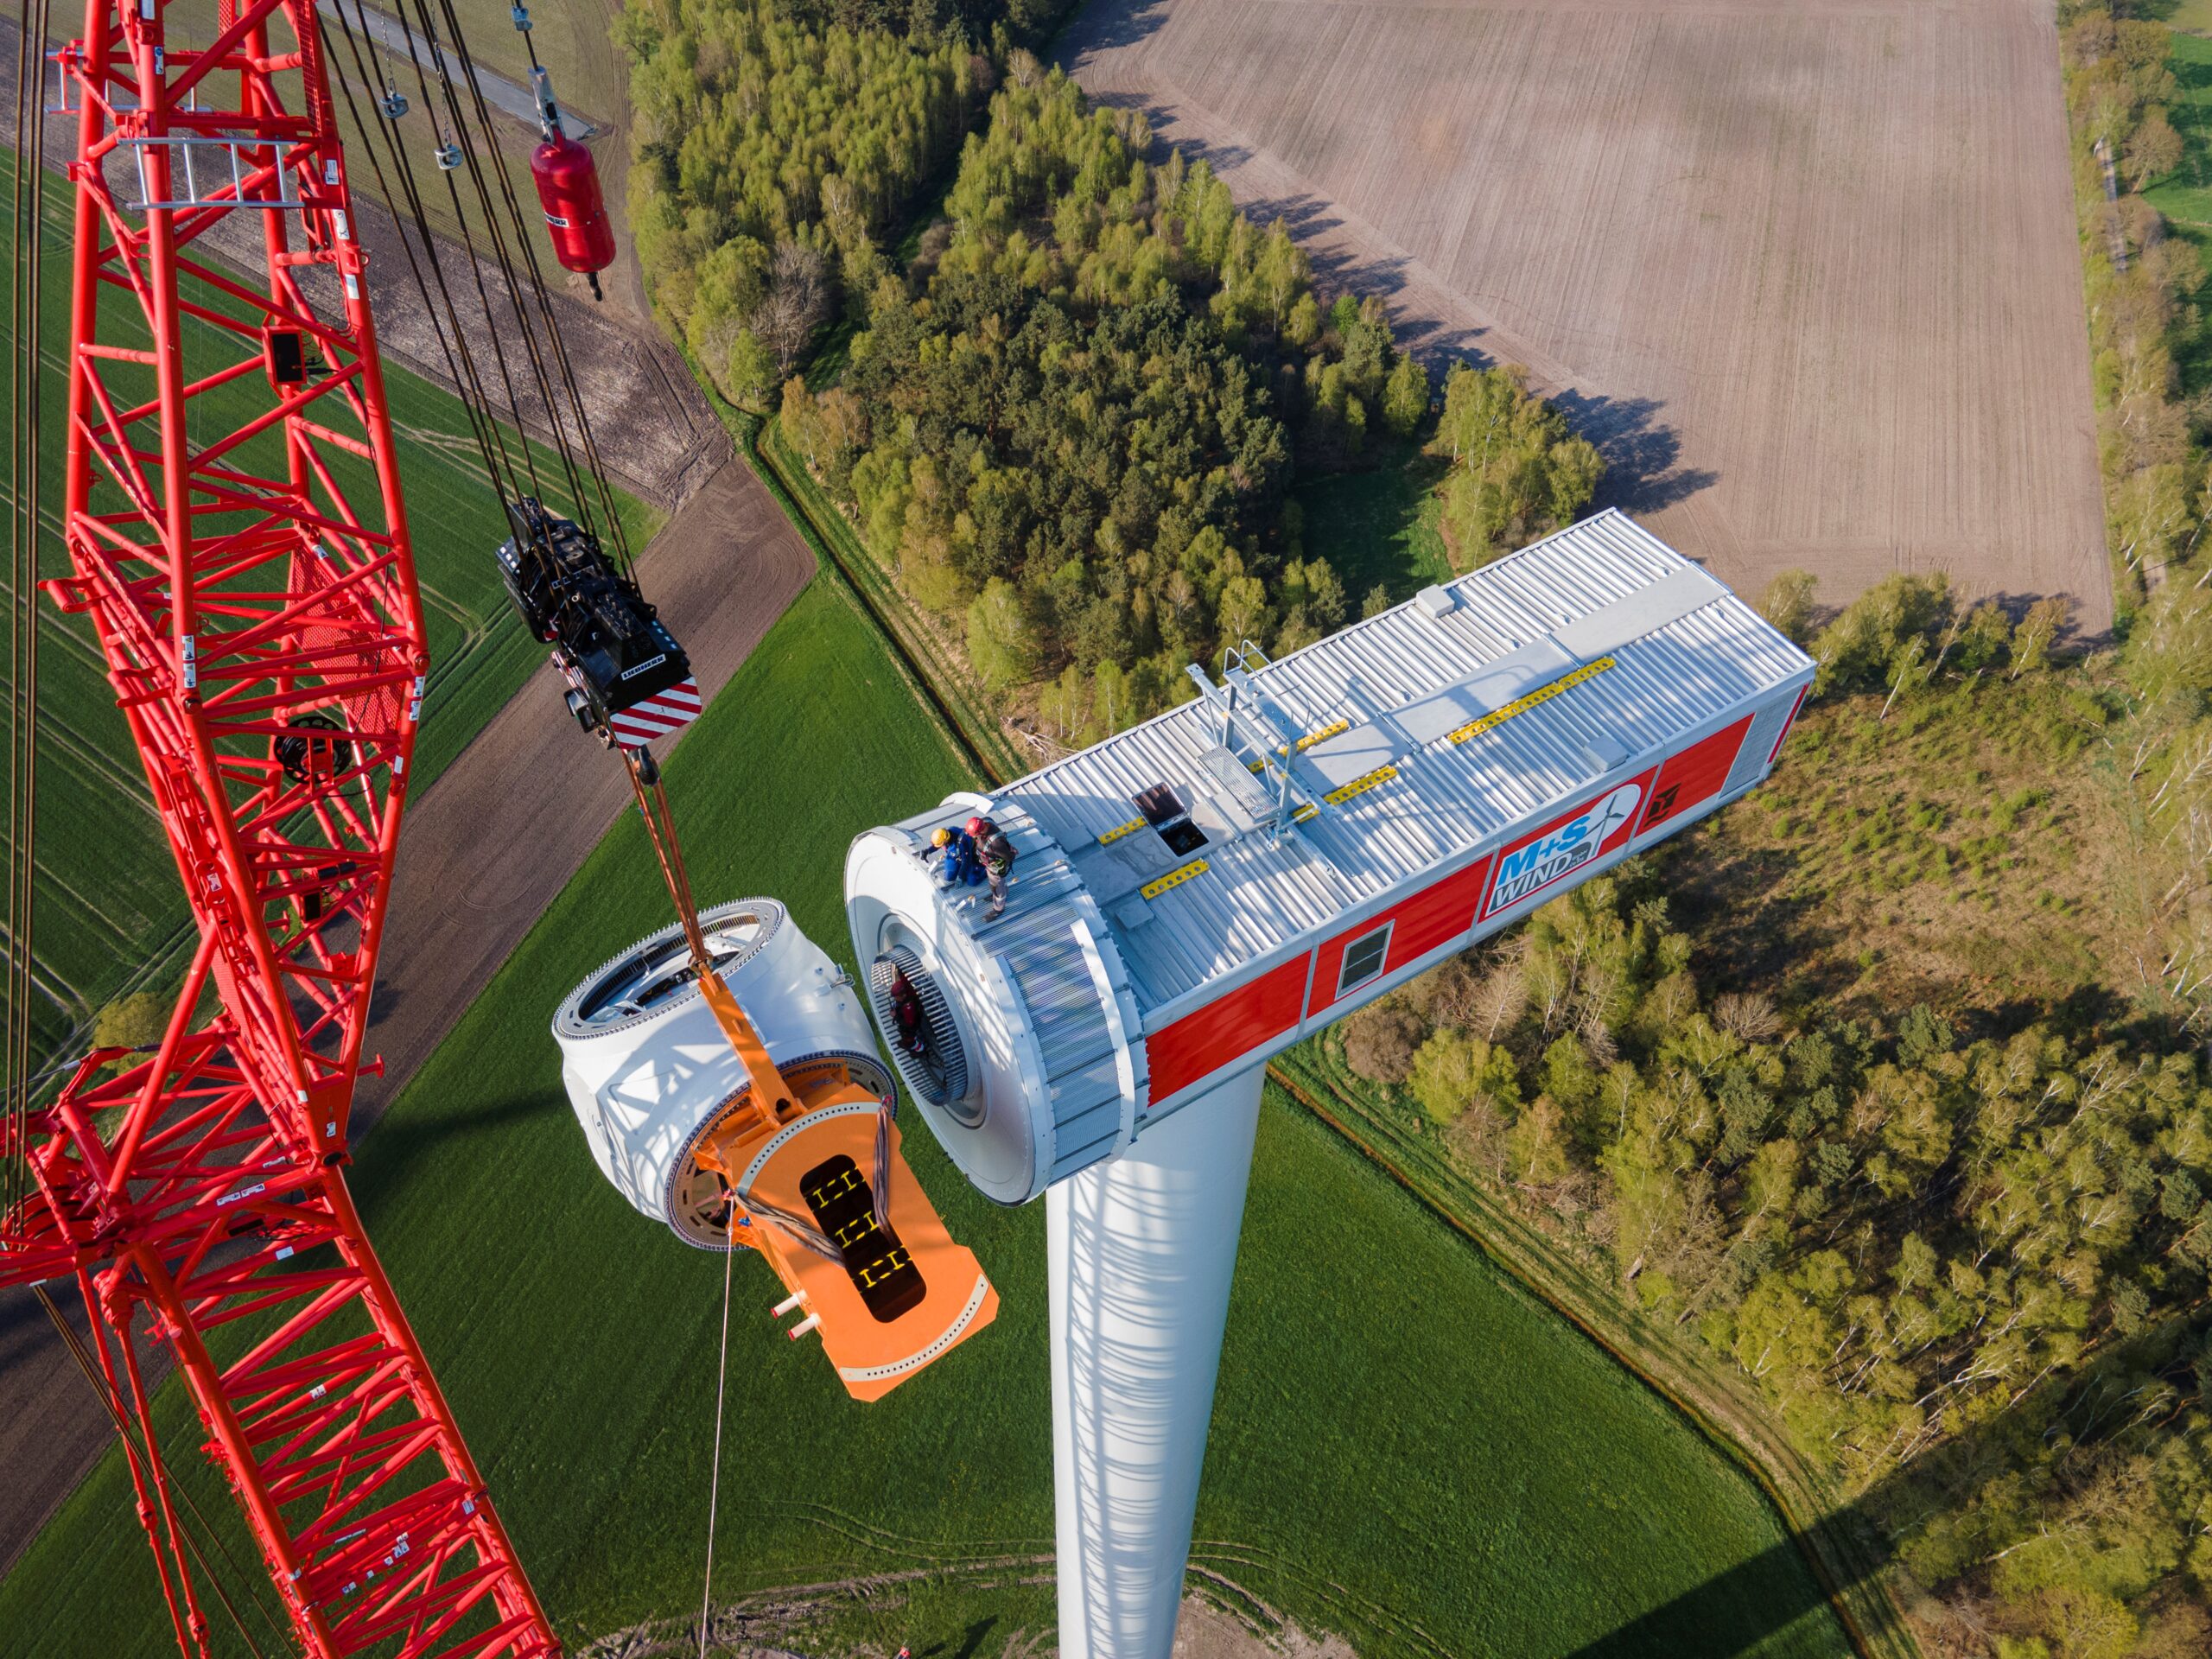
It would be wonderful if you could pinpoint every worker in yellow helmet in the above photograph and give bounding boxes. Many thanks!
[928,823,980,890]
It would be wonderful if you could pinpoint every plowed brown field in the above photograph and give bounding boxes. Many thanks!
[1064,0,2111,629]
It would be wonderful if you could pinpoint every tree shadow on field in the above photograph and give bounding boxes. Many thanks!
[1560,391,1718,516]
[1663,839,1851,1014]
[1078,40,1720,518]
[1056,0,1176,61]
[1564,1286,2212,1655]
[946,1615,1000,1658]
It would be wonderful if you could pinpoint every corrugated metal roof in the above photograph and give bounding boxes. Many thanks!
[995,510,1810,1013]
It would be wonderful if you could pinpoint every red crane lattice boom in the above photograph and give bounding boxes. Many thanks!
[1,3,556,1654]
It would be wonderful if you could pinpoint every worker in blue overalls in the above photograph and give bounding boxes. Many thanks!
[930,823,983,890]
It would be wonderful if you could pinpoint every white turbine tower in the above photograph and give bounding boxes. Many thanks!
[846,510,1812,1659]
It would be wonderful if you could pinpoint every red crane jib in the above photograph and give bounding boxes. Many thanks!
[0,4,558,1656]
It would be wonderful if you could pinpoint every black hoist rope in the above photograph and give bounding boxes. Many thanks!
[390,0,596,544]
[424,0,633,569]
[375,0,556,515]
[4,0,50,1228]
[322,0,633,578]
[320,0,523,514]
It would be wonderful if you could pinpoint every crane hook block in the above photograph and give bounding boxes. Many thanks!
[495,497,692,741]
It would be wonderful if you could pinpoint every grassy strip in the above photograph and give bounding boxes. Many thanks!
[1291,442,1453,609]
[1266,1044,1920,1659]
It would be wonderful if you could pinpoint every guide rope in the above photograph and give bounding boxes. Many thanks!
[698,1192,738,1659]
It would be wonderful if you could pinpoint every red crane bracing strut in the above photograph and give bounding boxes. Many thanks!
[0,3,557,1656]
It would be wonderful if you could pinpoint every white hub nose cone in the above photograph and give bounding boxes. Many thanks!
[552,897,889,1247]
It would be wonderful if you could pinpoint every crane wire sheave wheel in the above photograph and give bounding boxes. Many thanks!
[0,4,557,1657]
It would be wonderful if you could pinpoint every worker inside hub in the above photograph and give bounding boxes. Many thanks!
[888,968,929,1061]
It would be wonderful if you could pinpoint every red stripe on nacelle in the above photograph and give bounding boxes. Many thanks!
[1307,853,1497,1020]
[1637,714,1753,836]
[1135,699,1806,1112]
[1145,953,1313,1103]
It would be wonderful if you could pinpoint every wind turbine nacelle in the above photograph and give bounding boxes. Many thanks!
[846,512,1815,1206]
[552,898,891,1245]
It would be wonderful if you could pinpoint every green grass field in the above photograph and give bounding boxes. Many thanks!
[2114,27,2212,404]
[0,154,658,1063]
[1294,445,1453,611]
[2146,32,2212,226]
[0,558,1853,1657]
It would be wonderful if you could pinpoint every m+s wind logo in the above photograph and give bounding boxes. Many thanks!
[1483,782,1644,919]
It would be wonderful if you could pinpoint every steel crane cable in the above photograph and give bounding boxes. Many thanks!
[426,0,633,569]
[317,0,523,512]
[35,1285,296,1659]
[370,0,557,515]
[387,0,599,544]
[4,0,29,1224]
[697,1192,737,1659]
[323,0,514,499]
[3,0,50,1227]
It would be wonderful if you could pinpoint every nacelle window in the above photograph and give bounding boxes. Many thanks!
[1338,924,1393,997]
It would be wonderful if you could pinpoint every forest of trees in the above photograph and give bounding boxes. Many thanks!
[1334,548,2212,1655]
[781,70,1601,731]
[620,0,985,402]
[623,0,1605,728]
[620,0,1103,409]
[1436,361,1605,565]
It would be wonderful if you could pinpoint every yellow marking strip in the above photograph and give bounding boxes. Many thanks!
[1098,817,1145,845]
[1323,765,1398,807]
[1446,657,1615,746]
[1141,858,1209,900]
[1291,803,1319,824]
[1280,717,1350,756]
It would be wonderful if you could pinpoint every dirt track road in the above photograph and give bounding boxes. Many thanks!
[1063,0,2112,631]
